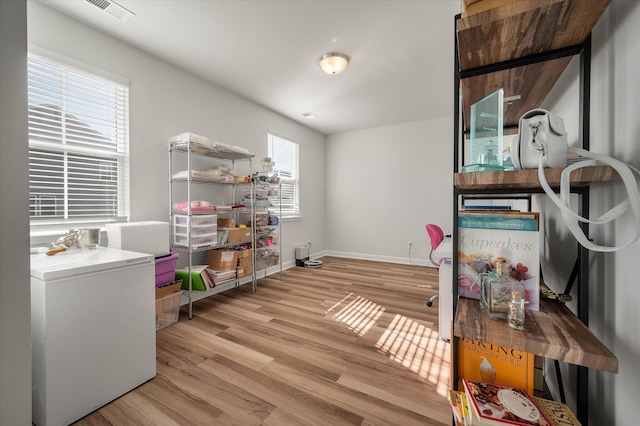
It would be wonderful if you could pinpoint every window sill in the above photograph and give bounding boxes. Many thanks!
[30,226,108,248]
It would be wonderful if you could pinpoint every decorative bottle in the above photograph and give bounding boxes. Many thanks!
[508,291,526,330]
[480,257,523,321]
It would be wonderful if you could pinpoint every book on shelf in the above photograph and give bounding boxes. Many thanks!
[176,265,212,291]
[457,211,540,311]
[459,211,540,224]
[462,205,514,211]
[463,379,551,426]
[458,216,538,231]
[532,397,581,426]
[206,268,236,284]
[457,338,535,395]
[200,268,216,289]
[217,229,229,245]
[449,389,465,426]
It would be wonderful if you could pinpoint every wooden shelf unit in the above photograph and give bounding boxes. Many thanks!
[454,297,618,374]
[452,1,615,423]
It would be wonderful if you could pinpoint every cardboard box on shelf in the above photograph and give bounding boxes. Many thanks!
[207,249,238,271]
[155,281,182,300]
[217,218,236,228]
[238,257,252,271]
[227,227,252,243]
[236,265,253,278]
[235,247,253,259]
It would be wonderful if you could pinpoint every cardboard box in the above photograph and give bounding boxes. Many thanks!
[236,247,253,259]
[207,249,238,271]
[238,257,252,269]
[155,281,182,299]
[217,217,236,228]
[227,227,252,243]
[236,262,253,278]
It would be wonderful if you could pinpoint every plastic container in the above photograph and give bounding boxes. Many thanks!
[254,189,269,198]
[173,214,217,227]
[172,214,217,247]
[242,199,270,207]
[155,252,179,287]
[173,224,218,236]
[172,233,217,248]
[155,291,180,330]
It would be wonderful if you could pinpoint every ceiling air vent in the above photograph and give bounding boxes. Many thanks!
[85,0,134,22]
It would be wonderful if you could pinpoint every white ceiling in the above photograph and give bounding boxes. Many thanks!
[38,0,461,135]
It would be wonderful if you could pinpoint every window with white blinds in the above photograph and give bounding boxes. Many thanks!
[268,132,299,217]
[27,53,130,227]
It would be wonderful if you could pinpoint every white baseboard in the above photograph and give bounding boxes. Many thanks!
[324,250,435,268]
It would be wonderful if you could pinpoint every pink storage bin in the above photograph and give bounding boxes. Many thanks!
[155,252,179,287]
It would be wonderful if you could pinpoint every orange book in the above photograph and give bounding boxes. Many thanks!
[458,338,535,395]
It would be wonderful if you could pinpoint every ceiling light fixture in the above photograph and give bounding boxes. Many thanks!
[319,53,350,75]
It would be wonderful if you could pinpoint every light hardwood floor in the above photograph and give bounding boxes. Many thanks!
[73,256,452,425]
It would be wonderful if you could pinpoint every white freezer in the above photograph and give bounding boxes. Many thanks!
[31,247,156,426]
[439,260,453,342]
[433,238,453,342]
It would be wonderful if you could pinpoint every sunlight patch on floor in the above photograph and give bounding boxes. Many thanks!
[330,294,385,336]
[327,293,450,397]
[376,313,450,397]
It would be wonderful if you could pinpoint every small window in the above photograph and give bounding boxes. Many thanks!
[27,53,130,229]
[268,132,300,217]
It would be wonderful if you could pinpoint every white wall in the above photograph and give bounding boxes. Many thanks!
[541,1,640,424]
[0,1,32,424]
[325,117,453,265]
[27,1,326,267]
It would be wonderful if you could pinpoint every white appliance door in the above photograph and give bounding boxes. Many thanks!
[31,249,156,426]
[439,260,453,342]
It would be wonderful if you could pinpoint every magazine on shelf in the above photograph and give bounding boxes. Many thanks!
[457,338,535,395]
[449,389,466,426]
[463,379,551,426]
[462,205,514,211]
[206,268,236,284]
[458,215,538,231]
[457,211,540,311]
[459,211,540,225]
[532,397,581,426]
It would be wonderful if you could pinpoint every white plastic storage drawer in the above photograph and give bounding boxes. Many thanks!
[173,224,218,236]
[172,214,217,248]
[172,233,217,248]
[173,214,217,227]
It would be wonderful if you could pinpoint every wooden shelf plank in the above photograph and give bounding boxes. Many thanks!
[454,297,619,373]
[457,0,611,133]
[457,0,612,71]
[461,57,572,133]
[455,166,619,191]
